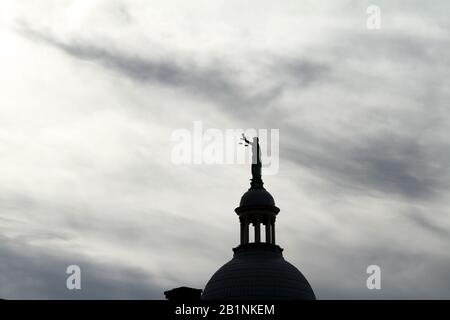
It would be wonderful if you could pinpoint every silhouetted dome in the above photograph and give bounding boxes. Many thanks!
[239,188,276,207]
[201,243,316,300]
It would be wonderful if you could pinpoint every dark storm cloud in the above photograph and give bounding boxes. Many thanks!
[408,210,450,239]
[16,22,329,118]
[271,30,450,201]
[277,59,330,87]
[282,129,448,200]
[0,236,162,299]
[334,32,450,64]
[61,207,226,257]
[312,246,450,299]
[0,186,229,295]
[0,187,226,259]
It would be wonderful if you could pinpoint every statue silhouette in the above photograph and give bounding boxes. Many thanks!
[240,134,263,188]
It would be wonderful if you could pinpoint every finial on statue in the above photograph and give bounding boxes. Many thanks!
[239,133,264,189]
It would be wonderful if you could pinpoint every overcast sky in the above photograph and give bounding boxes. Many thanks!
[1,0,449,299]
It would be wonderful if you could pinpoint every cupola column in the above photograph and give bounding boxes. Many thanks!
[244,220,250,243]
[265,220,271,243]
[240,220,245,244]
[271,220,276,244]
[240,218,250,244]
[254,218,261,243]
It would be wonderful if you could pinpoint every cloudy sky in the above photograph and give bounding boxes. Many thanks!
[1,0,449,299]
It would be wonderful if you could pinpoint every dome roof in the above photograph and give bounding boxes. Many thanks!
[239,187,276,207]
[201,243,316,300]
